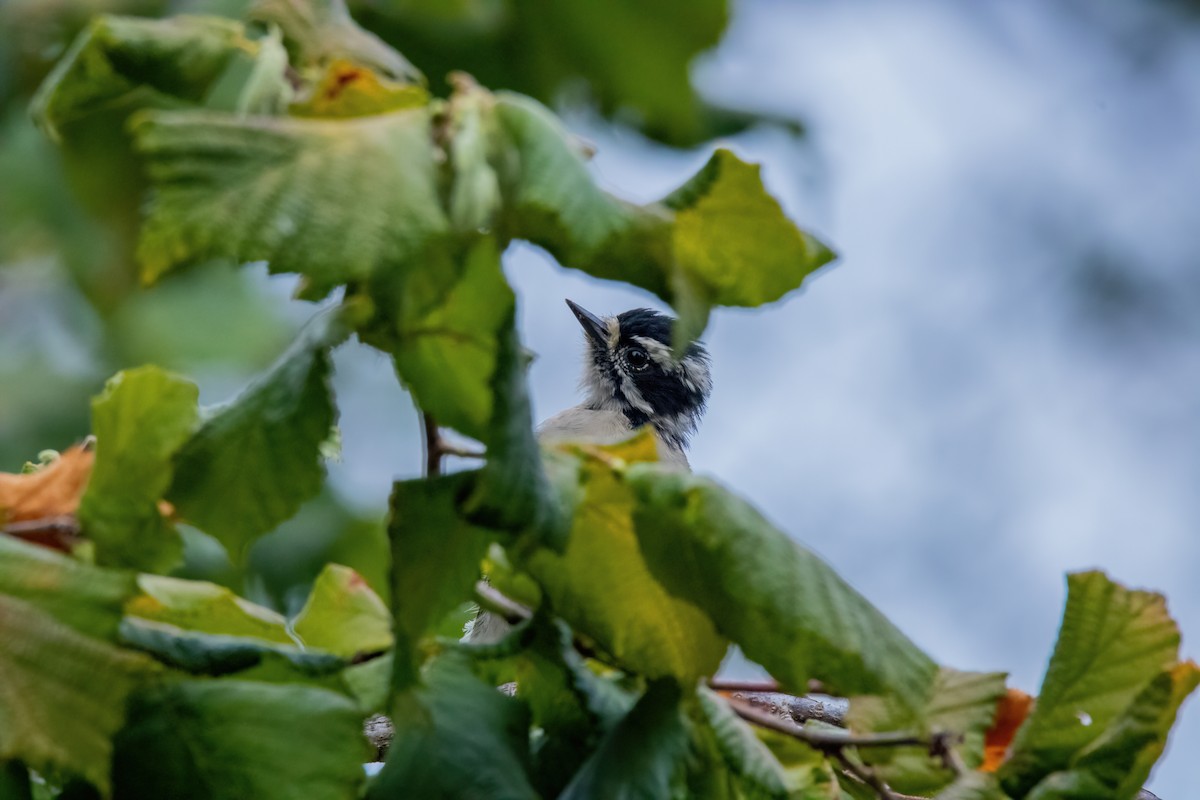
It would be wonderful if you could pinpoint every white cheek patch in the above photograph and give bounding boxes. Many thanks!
[680,354,713,395]
[619,372,655,415]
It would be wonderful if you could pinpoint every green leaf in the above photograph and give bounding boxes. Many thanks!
[0,595,155,796]
[167,309,348,561]
[111,679,370,800]
[999,572,1185,797]
[118,617,344,679]
[558,680,689,800]
[126,574,293,644]
[493,94,833,345]
[250,0,422,83]
[376,236,513,440]
[292,564,393,658]
[465,298,562,535]
[367,652,538,800]
[625,466,937,705]
[79,365,199,573]
[131,105,448,292]
[388,472,491,687]
[32,15,292,140]
[1023,661,1200,800]
[525,459,728,683]
[0,535,136,640]
[509,616,616,797]
[694,687,789,800]
[493,92,671,295]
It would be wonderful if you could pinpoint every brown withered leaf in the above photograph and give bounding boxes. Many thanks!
[981,687,1035,772]
[0,444,94,551]
[0,444,94,523]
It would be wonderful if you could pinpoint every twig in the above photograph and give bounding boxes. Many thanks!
[709,678,780,693]
[725,697,926,750]
[832,749,898,800]
[421,413,484,477]
[422,412,442,476]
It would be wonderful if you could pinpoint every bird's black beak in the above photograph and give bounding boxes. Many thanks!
[565,299,608,347]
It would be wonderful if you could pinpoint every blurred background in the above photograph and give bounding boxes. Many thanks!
[1,0,1197,794]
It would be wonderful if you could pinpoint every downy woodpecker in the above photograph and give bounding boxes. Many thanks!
[466,299,712,642]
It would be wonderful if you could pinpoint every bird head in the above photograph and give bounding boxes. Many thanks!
[566,299,712,452]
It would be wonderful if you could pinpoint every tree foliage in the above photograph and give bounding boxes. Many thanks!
[0,1,1193,798]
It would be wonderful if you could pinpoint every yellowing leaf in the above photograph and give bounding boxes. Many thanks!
[292,564,392,657]
[290,59,428,118]
[127,574,293,645]
[526,459,727,683]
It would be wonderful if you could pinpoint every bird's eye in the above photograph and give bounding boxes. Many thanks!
[626,348,650,371]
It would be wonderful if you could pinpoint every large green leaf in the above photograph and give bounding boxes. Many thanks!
[131,105,447,292]
[111,679,370,800]
[999,572,1186,797]
[625,466,936,704]
[1041,660,1198,800]
[0,595,155,796]
[558,680,690,800]
[388,472,491,687]
[292,563,392,658]
[0,535,136,640]
[167,309,349,561]
[525,458,727,683]
[32,14,291,140]
[78,365,199,573]
[493,93,834,344]
[367,652,538,800]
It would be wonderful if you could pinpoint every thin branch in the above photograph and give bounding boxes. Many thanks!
[832,749,898,800]
[725,697,926,749]
[422,413,485,477]
[422,412,442,476]
[709,678,780,693]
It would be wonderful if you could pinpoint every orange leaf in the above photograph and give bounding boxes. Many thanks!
[0,444,94,523]
[981,687,1035,772]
